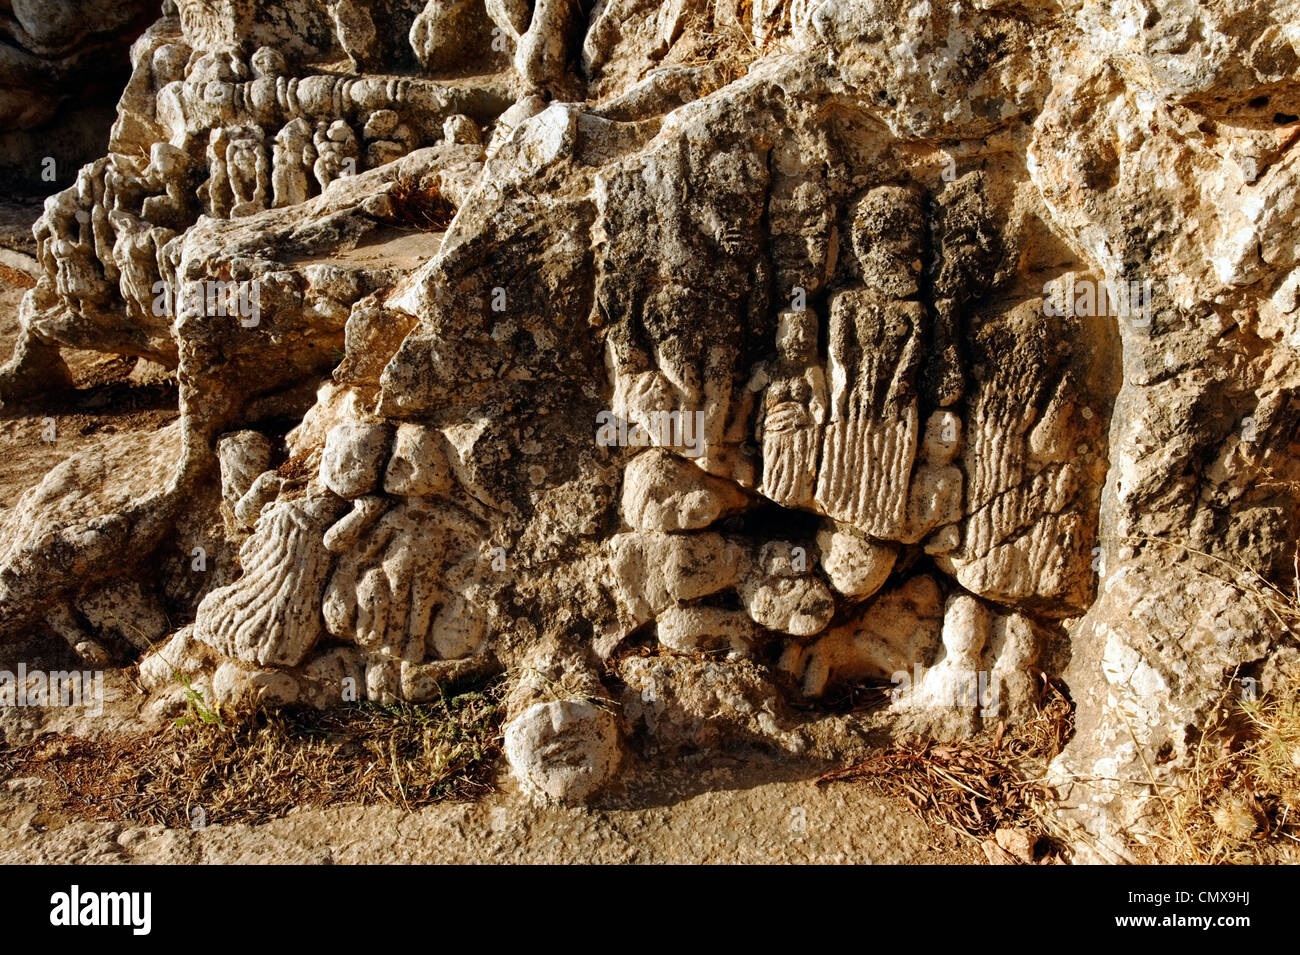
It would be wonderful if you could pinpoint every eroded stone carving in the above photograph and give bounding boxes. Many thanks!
[815,185,925,539]
[194,495,343,667]
[272,118,316,208]
[313,120,359,191]
[752,308,826,510]
[327,0,378,73]
[3,0,1296,845]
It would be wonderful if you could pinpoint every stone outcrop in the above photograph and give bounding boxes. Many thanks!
[1,0,1298,857]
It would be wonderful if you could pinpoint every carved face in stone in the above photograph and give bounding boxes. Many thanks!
[249,46,286,78]
[775,308,818,365]
[326,120,356,148]
[176,0,246,57]
[276,118,309,151]
[152,44,192,88]
[148,142,187,182]
[698,147,766,255]
[188,51,240,83]
[364,109,399,140]
[771,180,836,293]
[849,185,924,299]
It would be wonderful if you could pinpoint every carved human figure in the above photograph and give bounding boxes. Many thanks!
[35,189,79,278]
[485,0,578,94]
[769,177,837,301]
[227,126,270,217]
[985,613,1040,720]
[141,142,191,228]
[184,52,241,125]
[323,496,488,664]
[814,184,925,538]
[363,109,415,168]
[313,120,359,190]
[200,127,234,218]
[410,0,487,72]
[53,232,109,311]
[45,177,110,311]
[249,46,287,79]
[272,118,316,208]
[752,308,827,509]
[76,161,119,285]
[910,594,988,711]
[109,209,159,321]
[186,51,241,83]
[151,43,190,90]
[621,283,745,477]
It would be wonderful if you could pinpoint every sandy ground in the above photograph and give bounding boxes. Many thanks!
[0,783,978,865]
[0,209,980,866]
[0,671,979,864]
[0,757,978,864]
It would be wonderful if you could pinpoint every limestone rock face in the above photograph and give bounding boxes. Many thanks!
[2,0,1299,854]
[0,424,195,661]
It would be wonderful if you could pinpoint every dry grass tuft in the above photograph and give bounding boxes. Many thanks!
[817,679,1075,862]
[1107,536,1300,863]
[0,677,505,828]
[1143,687,1300,864]
[386,175,458,232]
[675,1,778,81]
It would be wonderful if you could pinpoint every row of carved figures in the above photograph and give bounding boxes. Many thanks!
[202,111,419,218]
[30,110,413,319]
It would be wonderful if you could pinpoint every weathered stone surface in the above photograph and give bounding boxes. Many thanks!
[782,576,944,698]
[816,522,896,600]
[212,660,300,706]
[383,423,453,497]
[217,430,273,511]
[320,422,392,498]
[321,498,487,662]
[606,531,748,622]
[618,655,805,753]
[138,625,218,699]
[655,605,759,660]
[0,424,194,652]
[620,448,749,532]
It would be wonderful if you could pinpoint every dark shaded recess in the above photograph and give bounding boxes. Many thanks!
[720,496,822,543]
[0,3,157,195]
